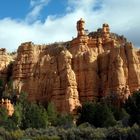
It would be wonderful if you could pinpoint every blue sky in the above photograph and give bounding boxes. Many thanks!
[0,0,67,21]
[0,0,29,19]
[0,0,140,52]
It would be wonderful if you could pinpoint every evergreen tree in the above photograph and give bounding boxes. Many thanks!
[55,114,74,128]
[22,103,48,129]
[124,91,140,126]
[10,103,22,129]
[0,107,8,127]
[47,102,58,126]
[77,102,117,127]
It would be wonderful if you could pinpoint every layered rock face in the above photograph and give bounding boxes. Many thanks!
[12,42,80,113]
[0,19,140,113]
[0,48,13,83]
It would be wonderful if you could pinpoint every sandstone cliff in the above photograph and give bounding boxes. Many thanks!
[0,19,140,113]
[0,48,13,83]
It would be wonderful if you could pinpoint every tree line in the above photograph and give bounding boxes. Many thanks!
[0,79,140,139]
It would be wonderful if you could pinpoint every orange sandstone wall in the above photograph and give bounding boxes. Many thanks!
[0,48,13,83]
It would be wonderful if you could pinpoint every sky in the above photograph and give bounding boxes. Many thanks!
[0,0,140,52]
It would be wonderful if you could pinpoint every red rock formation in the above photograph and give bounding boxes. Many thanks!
[0,49,13,83]
[0,98,14,116]
[0,19,140,113]
[12,43,80,113]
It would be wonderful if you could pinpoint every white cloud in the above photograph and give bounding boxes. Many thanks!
[0,0,140,52]
[26,0,50,23]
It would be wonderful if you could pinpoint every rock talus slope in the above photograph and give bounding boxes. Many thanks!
[0,19,140,113]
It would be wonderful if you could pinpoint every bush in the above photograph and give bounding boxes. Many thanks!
[47,102,58,126]
[22,103,48,129]
[77,102,117,127]
[0,125,139,140]
[0,127,11,140]
[33,135,60,140]
[10,129,24,140]
[124,91,140,126]
[0,107,8,127]
[107,124,140,140]
[128,124,140,140]
[10,103,22,129]
[55,114,74,128]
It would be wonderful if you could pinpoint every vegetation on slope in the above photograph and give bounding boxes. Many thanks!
[0,79,140,139]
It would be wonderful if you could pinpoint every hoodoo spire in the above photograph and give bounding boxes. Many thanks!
[77,18,86,37]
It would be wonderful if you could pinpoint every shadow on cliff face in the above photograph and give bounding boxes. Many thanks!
[0,60,14,98]
[6,61,14,82]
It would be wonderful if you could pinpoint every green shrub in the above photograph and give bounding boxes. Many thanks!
[77,102,117,127]
[124,91,140,126]
[78,122,92,129]
[0,127,11,140]
[22,103,48,129]
[127,124,140,140]
[33,135,60,140]
[55,114,74,128]
[10,129,24,140]
[106,124,140,140]
[47,102,58,126]
[0,107,8,127]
